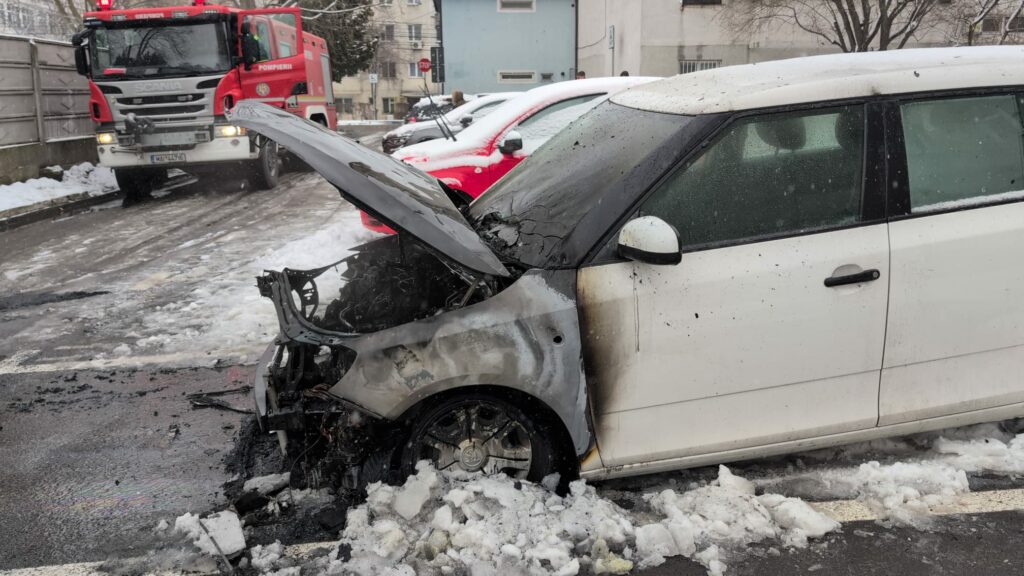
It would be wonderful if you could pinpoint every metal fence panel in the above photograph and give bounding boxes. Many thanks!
[0,34,91,148]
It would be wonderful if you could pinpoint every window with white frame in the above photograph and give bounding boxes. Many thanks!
[498,0,535,12]
[497,70,537,83]
[679,59,720,74]
[382,97,396,114]
[380,61,397,78]
[408,23,422,41]
[381,24,395,41]
[408,62,424,78]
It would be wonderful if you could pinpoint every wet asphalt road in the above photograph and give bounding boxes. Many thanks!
[0,366,247,569]
[3,145,1024,574]
[0,170,333,569]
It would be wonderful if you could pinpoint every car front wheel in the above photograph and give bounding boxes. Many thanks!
[399,393,559,482]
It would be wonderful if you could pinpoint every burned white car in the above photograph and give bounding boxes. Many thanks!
[233,47,1024,487]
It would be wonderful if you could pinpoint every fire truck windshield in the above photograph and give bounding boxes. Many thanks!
[90,20,231,80]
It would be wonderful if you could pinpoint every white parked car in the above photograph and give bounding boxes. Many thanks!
[232,46,1024,485]
[382,92,522,154]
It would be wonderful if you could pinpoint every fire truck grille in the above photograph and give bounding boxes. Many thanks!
[118,104,206,117]
[116,93,205,106]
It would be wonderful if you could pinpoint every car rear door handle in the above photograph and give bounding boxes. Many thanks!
[824,268,880,288]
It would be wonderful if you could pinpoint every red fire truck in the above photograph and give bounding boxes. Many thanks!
[72,0,337,199]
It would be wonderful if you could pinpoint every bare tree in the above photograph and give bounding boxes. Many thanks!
[724,0,943,52]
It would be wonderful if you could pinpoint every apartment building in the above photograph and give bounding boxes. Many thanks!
[333,0,442,120]
[577,0,968,79]
[438,0,577,94]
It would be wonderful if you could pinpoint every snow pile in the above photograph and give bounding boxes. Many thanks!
[635,466,838,575]
[0,162,117,213]
[754,423,1024,526]
[933,428,1024,475]
[243,472,291,496]
[174,510,246,557]
[251,541,301,576]
[324,462,837,576]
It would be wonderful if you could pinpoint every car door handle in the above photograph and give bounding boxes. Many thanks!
[824,269,881,288]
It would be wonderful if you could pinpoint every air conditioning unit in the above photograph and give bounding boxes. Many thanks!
[411,41,422,49]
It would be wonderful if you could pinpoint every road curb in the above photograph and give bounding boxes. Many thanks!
[0,191,122,233]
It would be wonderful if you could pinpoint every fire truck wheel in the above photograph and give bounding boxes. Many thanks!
[249,139,280,190]
[115,168,161,202]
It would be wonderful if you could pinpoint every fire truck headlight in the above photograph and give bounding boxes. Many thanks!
[96,132,115,145]
[217,125,246,138]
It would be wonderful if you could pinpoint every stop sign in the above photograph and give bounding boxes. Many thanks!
[418,58,432,73]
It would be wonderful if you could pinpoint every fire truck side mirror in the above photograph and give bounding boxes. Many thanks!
[71,31,91,76]
[242,33,259,70]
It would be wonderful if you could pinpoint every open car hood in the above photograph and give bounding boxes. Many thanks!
[228,101,509,278]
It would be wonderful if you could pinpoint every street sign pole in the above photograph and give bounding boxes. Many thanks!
[368,73,378,120]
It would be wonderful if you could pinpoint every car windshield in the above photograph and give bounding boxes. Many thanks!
[469,102,692,269]
[89,20,231,79]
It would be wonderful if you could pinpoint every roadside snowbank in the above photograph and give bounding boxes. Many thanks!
[0,163,117,213]
[321,462,838,576]
[754,422,1024,526]
[168,424,1024,576]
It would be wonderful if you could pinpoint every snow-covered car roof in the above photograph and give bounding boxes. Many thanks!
[397,77,658,159]
[613,46,1024,116]
[387,92,523,139]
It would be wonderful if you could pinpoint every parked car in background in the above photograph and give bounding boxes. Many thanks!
[382,92,522,154]
[363,77,656,233]
[403,95,457,123]
[236,47,1024,485]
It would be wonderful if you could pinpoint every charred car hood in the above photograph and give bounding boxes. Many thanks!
[228,101,509,278]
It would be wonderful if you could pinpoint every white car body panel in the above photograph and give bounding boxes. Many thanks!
[581,225,890,468]
[880,201,1024,424]
[612,46,1024,115]
[581,400,1024,480]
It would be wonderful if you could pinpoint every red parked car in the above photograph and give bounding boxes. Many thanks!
[362,76,656,233]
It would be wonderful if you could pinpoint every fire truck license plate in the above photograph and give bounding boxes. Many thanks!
[149,152,187,164]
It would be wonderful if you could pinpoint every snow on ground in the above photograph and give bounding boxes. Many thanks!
[750,421,1024,527]
[0,163,117,213]
[0,170,380,367]
[209,422,1024,576]
[237,463,837,576]
[127,206,378,363]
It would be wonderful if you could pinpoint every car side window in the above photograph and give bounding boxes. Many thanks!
[640,105,865,250]
[471,100,504,119]
[515,94,605,153]
[900,95,1024,213]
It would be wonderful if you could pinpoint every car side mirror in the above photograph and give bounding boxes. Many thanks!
[459,114,473,128]
[618,216,681,265]
[499,130,523,155]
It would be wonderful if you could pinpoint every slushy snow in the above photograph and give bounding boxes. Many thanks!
[0,162,117,213]
[317,461,837,576]
[174,510,246,557]
[243,472,291,496]
[226,423,1024,576]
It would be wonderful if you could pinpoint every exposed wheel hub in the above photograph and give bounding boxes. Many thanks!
[458,441,487,471]
[416,401,534,478]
